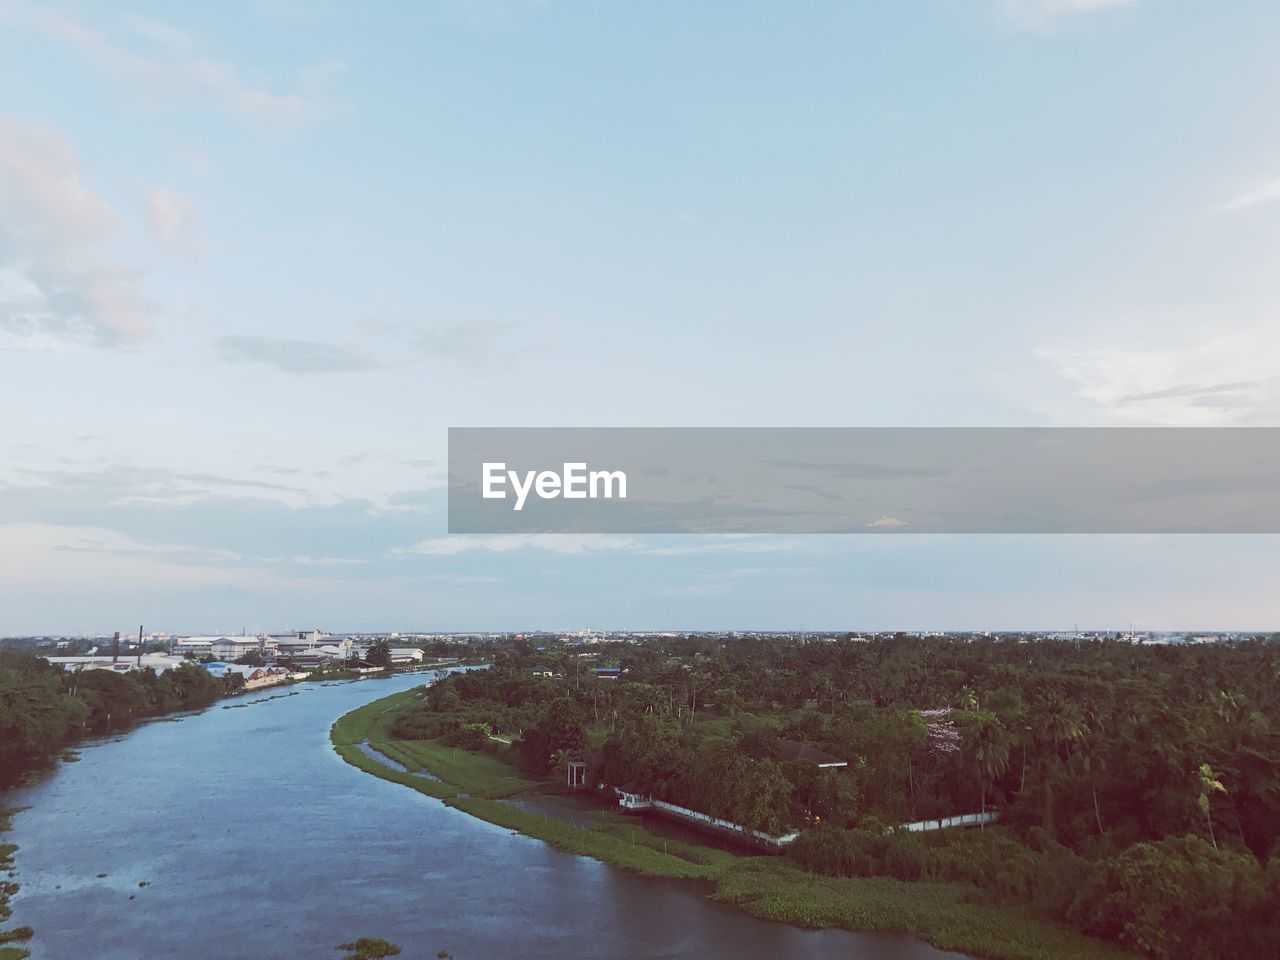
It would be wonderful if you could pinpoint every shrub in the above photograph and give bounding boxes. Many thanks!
[1067,834,1276,960]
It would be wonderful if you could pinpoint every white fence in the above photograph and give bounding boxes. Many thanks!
[900,811,1001,832]
[615,791,800,848]
[619,789,1000,843]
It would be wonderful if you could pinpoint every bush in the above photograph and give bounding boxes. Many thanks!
[791,827,927,881]
[390,709,447,740]
[441,723,491,751]
[1067,834,1277,960]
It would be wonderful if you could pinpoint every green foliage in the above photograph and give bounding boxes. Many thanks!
[335,630,1280,960]
[0,653,88,776]
[0,653,224,784]
[516,697,587,772]
[1067,835,1278,960]
[713,858,1136,960]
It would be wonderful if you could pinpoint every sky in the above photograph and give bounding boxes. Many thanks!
[2,0,1279,634]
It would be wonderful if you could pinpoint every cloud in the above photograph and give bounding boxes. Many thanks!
[1001,0,1139,28]
[1218,179,1280,214]
[1036,325,1280,425]
[767,459,945,480]
[0,116,155,344]
[3,3,340,131]
[410,319,516,364]
[144,186,203,255]
[0,464,439,569]
[866,516,910,528]
[215,335,383,374]
[397,535,636,556]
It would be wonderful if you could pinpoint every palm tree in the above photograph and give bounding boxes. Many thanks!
[1197,762,1227,850]
[1074,735,1107,836]
[970,720,1010,826]
[1042,695,1085,760]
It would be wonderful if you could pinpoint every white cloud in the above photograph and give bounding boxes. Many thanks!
[0,116,155,344]
[1001,0,1139,28]
[3,3,340,131]
[1036,323,1280,425]
[866,516,910,528]
[396,535,636,556]
[1218,179,1280,213]
[215,335,383,374]
[144,186,203,256]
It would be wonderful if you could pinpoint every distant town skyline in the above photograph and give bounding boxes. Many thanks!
[4,0,1280,632]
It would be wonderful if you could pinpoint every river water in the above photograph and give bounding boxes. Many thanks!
[5,672,966,960]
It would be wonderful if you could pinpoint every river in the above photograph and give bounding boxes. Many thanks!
[5,672,966,960]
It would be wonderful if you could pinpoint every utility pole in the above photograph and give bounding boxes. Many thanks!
[112,631,120,664]
[138,625,144,666]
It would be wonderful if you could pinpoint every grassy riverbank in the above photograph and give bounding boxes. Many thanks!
[0,807,32,960]
[331,688,1137,960]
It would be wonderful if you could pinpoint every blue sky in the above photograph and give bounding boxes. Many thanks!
[2,0,1279,634]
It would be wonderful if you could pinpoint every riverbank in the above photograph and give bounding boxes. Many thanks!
[0,807,32,960]
[331,688,1137,960]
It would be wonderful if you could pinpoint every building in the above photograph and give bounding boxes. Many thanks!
[172,636,218,657]
[777,739,847,769]
[45,654,188,675]
[201,662,293,690]
[593,667,622,680]
[173,635,268,659]
[388,647,425,666]
[211,636,263,661]
[270,630,337,658]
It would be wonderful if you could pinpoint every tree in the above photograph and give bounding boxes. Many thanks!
[1068,835,1273,960]
[366,641,392,670]
[1196,762,1227,850]
[966,716,1010,824]
[0,653,88,775]
[517,697,586,772]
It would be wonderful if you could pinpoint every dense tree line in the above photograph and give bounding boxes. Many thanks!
[395,634,1280,959]
[0,651,233,783]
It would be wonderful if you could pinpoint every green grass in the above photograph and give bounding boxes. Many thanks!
[713,859,1137,960]
[445,796,731,879]
[384,740,532,798]
[332,689,1139,960]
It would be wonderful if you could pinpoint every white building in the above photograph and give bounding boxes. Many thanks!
[172,636,219,657]
[211,636,264,661]
[270,630,333,657]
